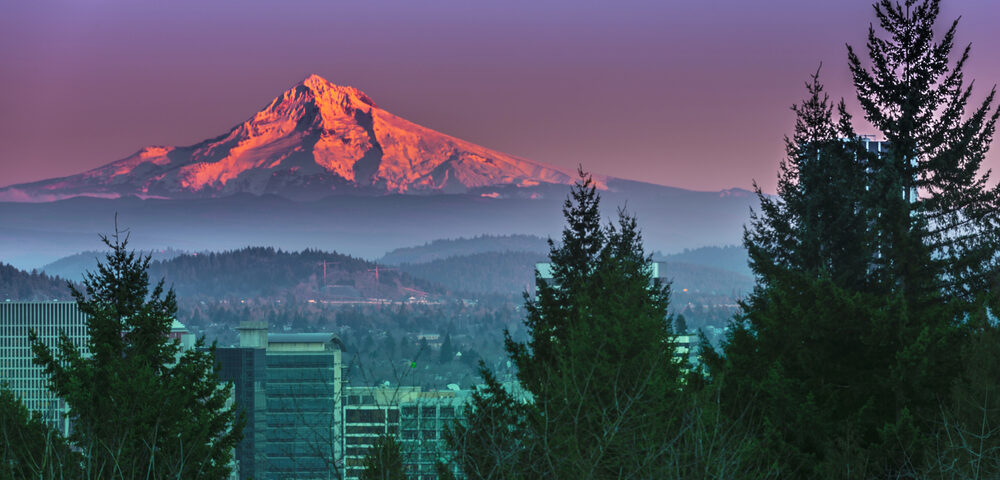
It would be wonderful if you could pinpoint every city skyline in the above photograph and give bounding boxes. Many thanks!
[3,0,999,194]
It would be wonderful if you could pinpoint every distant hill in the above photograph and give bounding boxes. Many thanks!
[397,251,548,295]
[394,250,753,299]
[42,248,187,283]
[655,245,751,277]
[0,263,73,301]
[145,247,442,300]
[381,235,549,265]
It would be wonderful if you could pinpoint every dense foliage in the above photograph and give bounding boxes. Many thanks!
[0,386,79,479]
[443,172,773,479]
[29,229,244,479]
[360,435,408,480]
[713,1,1000,477]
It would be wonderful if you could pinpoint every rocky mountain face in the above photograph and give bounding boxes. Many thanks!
[1,75,575,201]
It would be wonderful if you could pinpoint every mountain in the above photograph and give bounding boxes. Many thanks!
[0,75,577,202]
[0,75,761,268]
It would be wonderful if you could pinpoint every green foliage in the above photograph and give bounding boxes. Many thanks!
[29,228,243,479]
[0,386,81,479]
[719,1,1000,478]
[438,171,773,479]
[360,434,407,480]
[441,362,532,480]
[501,170,688,478]
[438,333,454,364]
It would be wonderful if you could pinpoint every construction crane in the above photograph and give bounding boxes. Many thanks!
[367,265,396,283]
[315,259,342,285]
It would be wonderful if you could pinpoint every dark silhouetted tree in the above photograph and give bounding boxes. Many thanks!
[29,227,243,479]
[360,434,406,480]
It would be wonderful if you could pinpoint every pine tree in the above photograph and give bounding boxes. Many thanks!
[29,227,243,479]
[502,169,686,478]
[848,0,1000,302]
[0,386,81,479]
[360,434,407,480]
[718,1,1000,477]
[438,333,454,364]
[441,362,531,480]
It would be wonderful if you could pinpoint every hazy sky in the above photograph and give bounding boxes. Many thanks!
[2,0,999,193]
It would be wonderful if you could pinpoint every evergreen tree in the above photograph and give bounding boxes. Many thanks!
[360,434,407,480]
[29,227,243,479]
[848,0,1000,301]
[717,1,1000,477]
[0,386,81,479]
[502,169,686,478]
[441,362,531,480]
[438,334,454,364]
[674,313,689,334]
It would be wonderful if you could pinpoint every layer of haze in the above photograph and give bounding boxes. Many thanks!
[2,0,999,193]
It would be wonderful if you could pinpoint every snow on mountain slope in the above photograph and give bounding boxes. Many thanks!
[1,75,579,201]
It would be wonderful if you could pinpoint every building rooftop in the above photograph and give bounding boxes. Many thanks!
[267,332,344,349]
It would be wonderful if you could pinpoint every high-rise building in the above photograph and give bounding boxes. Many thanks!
[265,332,344,479]
[0,301,88,435]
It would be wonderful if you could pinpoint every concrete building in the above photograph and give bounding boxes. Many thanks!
[341,386,408,479]
[341,385,471,480]
[398,389,470,480]
[265,331,344,479]
[0,301,88,435]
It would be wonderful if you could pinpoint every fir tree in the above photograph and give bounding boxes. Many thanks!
[438,333,454,364]
[360,434,407,480]
[502,169,686,478]
[441,362,531,480]
[0,386,81,479]
[718,1,1000,477]
[29,226,243,479]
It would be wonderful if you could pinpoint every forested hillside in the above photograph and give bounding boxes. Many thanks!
[146,247,443,300]
[380,234,548,264]
[655,245,751,276]
[42,248,186,282]
[0,263,73,301]
[397,251,548,295]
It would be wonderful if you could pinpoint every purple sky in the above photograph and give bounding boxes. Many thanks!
[2,0,999,193]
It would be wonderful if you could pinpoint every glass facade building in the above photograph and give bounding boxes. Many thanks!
[265,333,343,479]
[215,346,267,480]
[0,301,89,435]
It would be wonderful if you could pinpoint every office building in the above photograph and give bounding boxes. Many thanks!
[214,321,268,480]
[342,385,471,480]
[265,331,344,479]
[0,301,88,435]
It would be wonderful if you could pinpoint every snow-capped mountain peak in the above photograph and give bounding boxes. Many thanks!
[1,74,576,201]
